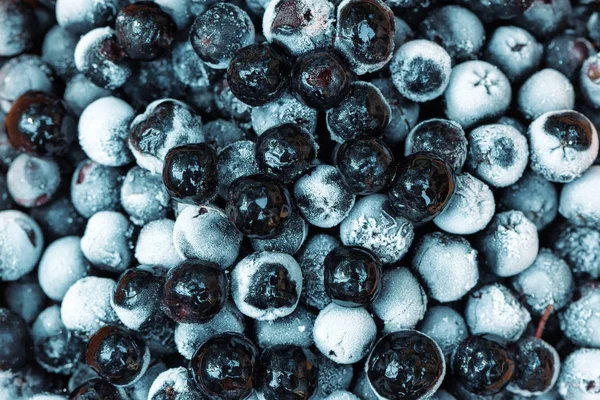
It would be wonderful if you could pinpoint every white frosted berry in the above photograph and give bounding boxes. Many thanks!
[313,303,377,364]
[250,210,309,255]
[0,55,54,113]
[418,306,467,359]
[7,154,60,208]
[465,283,531,342]
[0,210,44,281]
[63,74,112,116]
[559,165,600,226]
[148,367,204,400]
[135,219,183,269]
[120,166,170,226]
[557,348,600,400]
[251,91,318,136]
[296,233,339,310]
[255,304,315,349]
[56,0,120,34]
[554,224,600,280]
[518,69,575,120]
[70,159,123,218]
[325,391,360,400]
[171,40,210,90]
[372,267,427,333]
[217,140,260,198]
[81,211,134,273]
[317,354,354,398]
[560,283,600,348]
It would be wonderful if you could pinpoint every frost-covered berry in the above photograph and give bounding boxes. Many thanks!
[372,267,427,333]
[63,74,112,117]
[339,194,414,264]
[518,69,575,120]
[148,367,204,400]
[135,219,182,269]
[433,173,495,235]
[128,99,204,175]
[580,54,600,109]
[42,26,78,81]
[174,301,245,359]
[413,232,479,303]
[6,154,60,208]
[217,140,260,198]
[74,27,131,90]
[557,348,600,400]
[559,165,600,226]
[554,224,600,280]
[483,26,542,83]
[317,354,353,398]
[255,304,315,349]
[38,236,90,302]
[334,0,395,75]
[214,78,253,122]
[465,283,531,341]
[60,276,120,339]
[81,211,134,273]
[479,210,538,277]
[250,210,309,255]
[70,159,123,218]
[528,110,599,183]
[313,303,376,364]
[0,210,43,281]
[251,91,318,136]
[294,165,355,228]
[507,337,560,397]
[0,0,35,57]
[296,233,339,310]
[560,282,600,347]
[444,60,512,129]
[121,166,170,226]
[79,96,134,167]
[390,39,451,103]
[545,33,593,80]
[466,124,529,188]
[4,276,45,324]
[232,251,302,320]
[0,308,31,371]
[56,0,120,34]
[325,391,360,400]
[418,306,468,359]
[263,0,335,57]
[203,119,245,154]
[171,39,211,91]
[173,205,242,268]
[499,171,558,231]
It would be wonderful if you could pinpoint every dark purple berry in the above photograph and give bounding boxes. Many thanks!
[68,378,125,400]
[459,0,533,20]
[0,308,31,371]
[509,337,559,396]
[545,33,594,80]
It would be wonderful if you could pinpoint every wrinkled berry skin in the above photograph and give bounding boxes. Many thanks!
[511,337,557,395]
[86,325,148,387]
[226,174,293,239]
[451,335,515,395]
[335,136,394,195]
[291,51,354,110]
[162,259,229,323]
[388,152,456,224]
[366,330,445,400]
[324,245,382,308]
[5,91,75,157]
[0,308,31,371]
[257,345,319,400]
[255,124,318,183]
[191,333,258,400]
[115,2,176,60]
[163,144,218,205]
[227,44,291,106]
[68,378,124,399]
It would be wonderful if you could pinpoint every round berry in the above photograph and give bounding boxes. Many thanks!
[0,0,35,57]
[6,154,61,208]
[560,282,600,348]
[297,233,339,310]
[255,305,315,349]
[42,26,78,81]
[418,306,468,359]
[0,55,55,114]
[557,348,600,400]
[507,337,560,397]
[518,69,575,120]
[251,90,318,136]
[68,378,125,400]
[250,207,309,255]
[0,210,44,281]
[553,224,600,280]
[545,33,594,80]
[81,211,134,273]
[0,308,31,371]
[148,367,204,400]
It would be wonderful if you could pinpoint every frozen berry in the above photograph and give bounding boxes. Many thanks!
[559,165,600,226]
[460,0,533,20]
[560,282,600,347]
[507,337,560,397]
[56,0,120,34]
[120,166,170,226]
[254,305,315,349]
[0,0,35,57]
[70,159,123,218]
[545,33,594,80]
[0,210,44,281]
[148,367,204,400]
[553,224,600,279]
[42,26,78,81]
[81,211,134,273]
[250,207,309,255]
[251,90,318,136]
[557,348,600,400]
[297,233,339,310]
[0,55,55,114]
[63,74,112,117]
[418,306,468,359]
[0,308,31,371]
[518,69,575,120]
[68,378,125,400]
[6,154,61,208]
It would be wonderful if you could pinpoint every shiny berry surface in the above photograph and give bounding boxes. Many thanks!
[511,337,557,394]
[163,143,218,205]
[86,325,149,387]
[388,152,456,224]
[335,136,394,195]
[191,333,258,400]
[367,330,445,400]
[257,345,319,400]
[227,43,291,106]
[113,265,164,327]
[542,110,594,152]
[226,173,293,239]
[291,51,353,110]
[255,124,318,183]
[324,245,382,308]
[451,334,515,395]
[5,90,75,157]
[68,378,125,400]
[162,259,228,324]
[115,1,176,60]
[0,308,31,371]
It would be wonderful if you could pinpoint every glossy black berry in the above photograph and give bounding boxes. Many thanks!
[191,333,258,400]
[5,90,76,157]
[257,345,319,400]
[68,378,125,400]
[162,259,228,324]
[227,43,291,106]
[510,337,558,395]
[291,51,354,110]
[388,152,456,224]
[335,136,394,195]
[0,308,31,371]
[115,2,176,60]
[324,245,382,308]
[459,0,533,20]
[86,325,149,387]
[542,110,595,152]
[163,143,218,205]
[451,335,515,395]
[366,330,445,400]
[255,124,318,183]
[226,173,293,239]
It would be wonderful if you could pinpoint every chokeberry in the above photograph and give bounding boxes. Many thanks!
[163,143,218,205]
[191,333,258,400]
[68,378,125,400]
[5,91,76,157]
[388,152,456,224]
[324,246,382,308]
[226,173,293,239]
[508,337,559,396]
[162,259,228,324]
[0,308,31,371]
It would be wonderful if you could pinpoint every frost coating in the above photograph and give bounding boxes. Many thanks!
[255,305,315,348]
[217,140,260,198]
[325,391,361,400]
[559,166,600,226]
[120,167,170,226]
[171,40,210,90]
[317,354,354,397]
[372,267,427,333]
[340,194,414,264]
[465,283,531,342]
[135,219,183,269]
[251,210,309,255]
[484,26,542,83]
[412,232,479,303]
[64,74,112,117]
[0,55,54,113]
[434,173,495,235]
[313,303,377,364]
[557,348,600,400]
[554,225,600,279]
[0,210,44,281]
[56,0,120,34]
[70,159,123,218]
[251,91,318,136]
[418,306,467,358]
[518,69,575,120]
[148,367,204,400]
[560,283,600,348]
[81,211,134,273]
[7,154,61,208]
